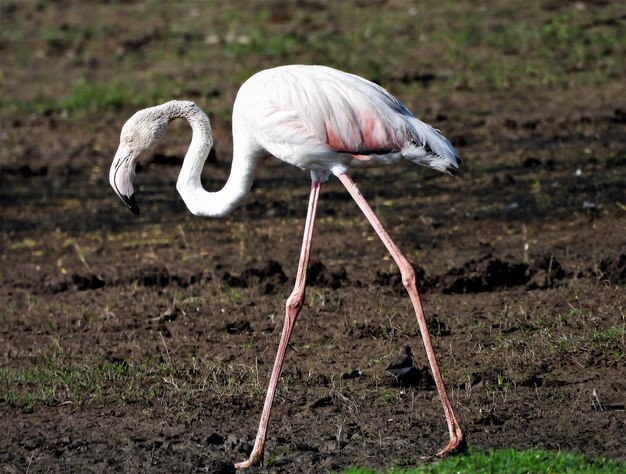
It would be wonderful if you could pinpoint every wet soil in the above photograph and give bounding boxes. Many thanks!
[1,2,625,473]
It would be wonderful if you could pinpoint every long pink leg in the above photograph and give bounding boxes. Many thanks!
[337,173,464,456]
[235,179,322,469]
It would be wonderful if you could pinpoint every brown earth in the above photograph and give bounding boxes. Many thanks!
[1,1,625,473]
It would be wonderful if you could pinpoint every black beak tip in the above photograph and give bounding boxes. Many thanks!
[122,194,140,215]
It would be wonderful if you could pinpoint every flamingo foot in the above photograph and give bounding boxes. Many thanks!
[436,428,466,457]
[234,448,264,469]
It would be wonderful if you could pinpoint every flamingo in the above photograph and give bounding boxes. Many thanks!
[109,64,464,468]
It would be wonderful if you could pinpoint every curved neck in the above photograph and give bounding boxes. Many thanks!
[163,100,257,217]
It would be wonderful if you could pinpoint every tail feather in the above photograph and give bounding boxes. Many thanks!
[403,117,461,176]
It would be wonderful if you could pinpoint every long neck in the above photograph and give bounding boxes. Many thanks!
[165,100,257,217]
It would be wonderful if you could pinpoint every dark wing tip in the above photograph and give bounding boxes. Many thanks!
[122,194,140,215]
[447,155,463,178]
[446,165,462,178]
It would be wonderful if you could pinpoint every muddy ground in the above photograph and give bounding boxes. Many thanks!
[1,1,625,473]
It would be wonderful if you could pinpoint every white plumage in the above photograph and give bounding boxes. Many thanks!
[236,65,460,177]
[110,65,459,217]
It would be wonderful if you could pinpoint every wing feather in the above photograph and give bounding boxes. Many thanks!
[237,65,459,174]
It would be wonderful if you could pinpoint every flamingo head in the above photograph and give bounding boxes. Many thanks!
[109,106,169,215]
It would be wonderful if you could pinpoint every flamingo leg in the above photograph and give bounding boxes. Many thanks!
[235,179,322,469]
[337,173,464,456]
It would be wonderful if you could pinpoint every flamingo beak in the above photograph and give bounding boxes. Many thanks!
[110,145,140,215]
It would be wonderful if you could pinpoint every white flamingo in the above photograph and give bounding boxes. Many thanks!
[109,64,464,468]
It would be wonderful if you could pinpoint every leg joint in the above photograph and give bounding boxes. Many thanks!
[286,289,305,313]
[400,263,416,288]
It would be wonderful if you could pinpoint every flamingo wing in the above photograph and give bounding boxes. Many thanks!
[237,65,459,175]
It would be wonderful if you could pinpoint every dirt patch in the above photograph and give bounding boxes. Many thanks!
[1,1,625,473]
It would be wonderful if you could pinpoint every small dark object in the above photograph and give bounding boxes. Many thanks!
[160,306,178,322]
[310,396,333,408]
[341,368,362,380]
[149,306,179,323]
[386,345,413,380]
[206,432,225,445]
[225,320,252,334]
